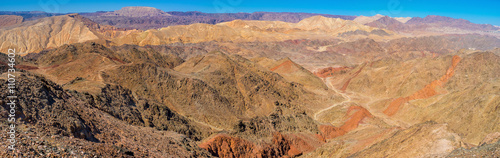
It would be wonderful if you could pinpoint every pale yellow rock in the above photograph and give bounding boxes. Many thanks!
[353,14,384,24]
[393,17,412,23]
[0,15,99,53]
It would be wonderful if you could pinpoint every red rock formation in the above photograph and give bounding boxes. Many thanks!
[0,61,39,70]
[340,63,366,91]
[384,55,461,116]
[319,125,346,140]
[314,66,351,78]
[383,97,409,117]
[320,106,373,139]
[286,39,307,45]
[199,134,257,158]
[199,132,325,158]
[270,60,296,72]
[343,106,374,131]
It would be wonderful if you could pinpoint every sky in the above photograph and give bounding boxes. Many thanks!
[1,0,499,25]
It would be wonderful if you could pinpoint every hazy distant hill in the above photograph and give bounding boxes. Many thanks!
[80,7,356,30]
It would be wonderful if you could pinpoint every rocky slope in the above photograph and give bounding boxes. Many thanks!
[13,42,350,157]
[349,121,462,158]
[253,57,328,90]
[366,16,408,31]
[363,15,500,37]
[332,51,500,145]
[0,14,140,53]
[0,72,212,157]
[0,9,498,157]
[0,15,23,28]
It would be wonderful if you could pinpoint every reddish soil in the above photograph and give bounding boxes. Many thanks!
[42,64,60,69]
[200,106,374,157]
[15,65,39,70]
[314,66,351,78]
[384,55,461,116]
[0,61,39,70]
[199,134,257,158]
[286,39,307,45]
[106,56,126,64]
[432,52,438,58]
[200,132,324,158]
[320,106,373,139]
[340,63,367,91]
[270,60,297,72]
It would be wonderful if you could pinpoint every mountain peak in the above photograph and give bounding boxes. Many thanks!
[393,17,412,23]
[107,6,171,17]
[353,14,385,24]
[407,15,466,24]
[298,16,344,25]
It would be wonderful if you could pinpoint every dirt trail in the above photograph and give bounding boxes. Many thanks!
[313,77,351,120]
[383,55,461,116]
[314,77,375,140]
[188,117,223,131]
[316,74,407,128]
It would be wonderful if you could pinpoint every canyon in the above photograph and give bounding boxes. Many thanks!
[0,6,499,157]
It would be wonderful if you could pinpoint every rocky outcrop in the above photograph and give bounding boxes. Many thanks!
[200,132,323,158]
[199,134,257,157]
[447,132,500,157]
[314,66,351,78]
[199,105,374,157]
[0,72,212,157]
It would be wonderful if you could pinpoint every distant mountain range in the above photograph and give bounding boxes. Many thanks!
[1,6,498,54]
[0,7,496,33]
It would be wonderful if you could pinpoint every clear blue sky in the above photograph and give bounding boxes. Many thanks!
[1,0,499,25]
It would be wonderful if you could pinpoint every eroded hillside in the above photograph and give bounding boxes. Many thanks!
[0,10,499,157]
